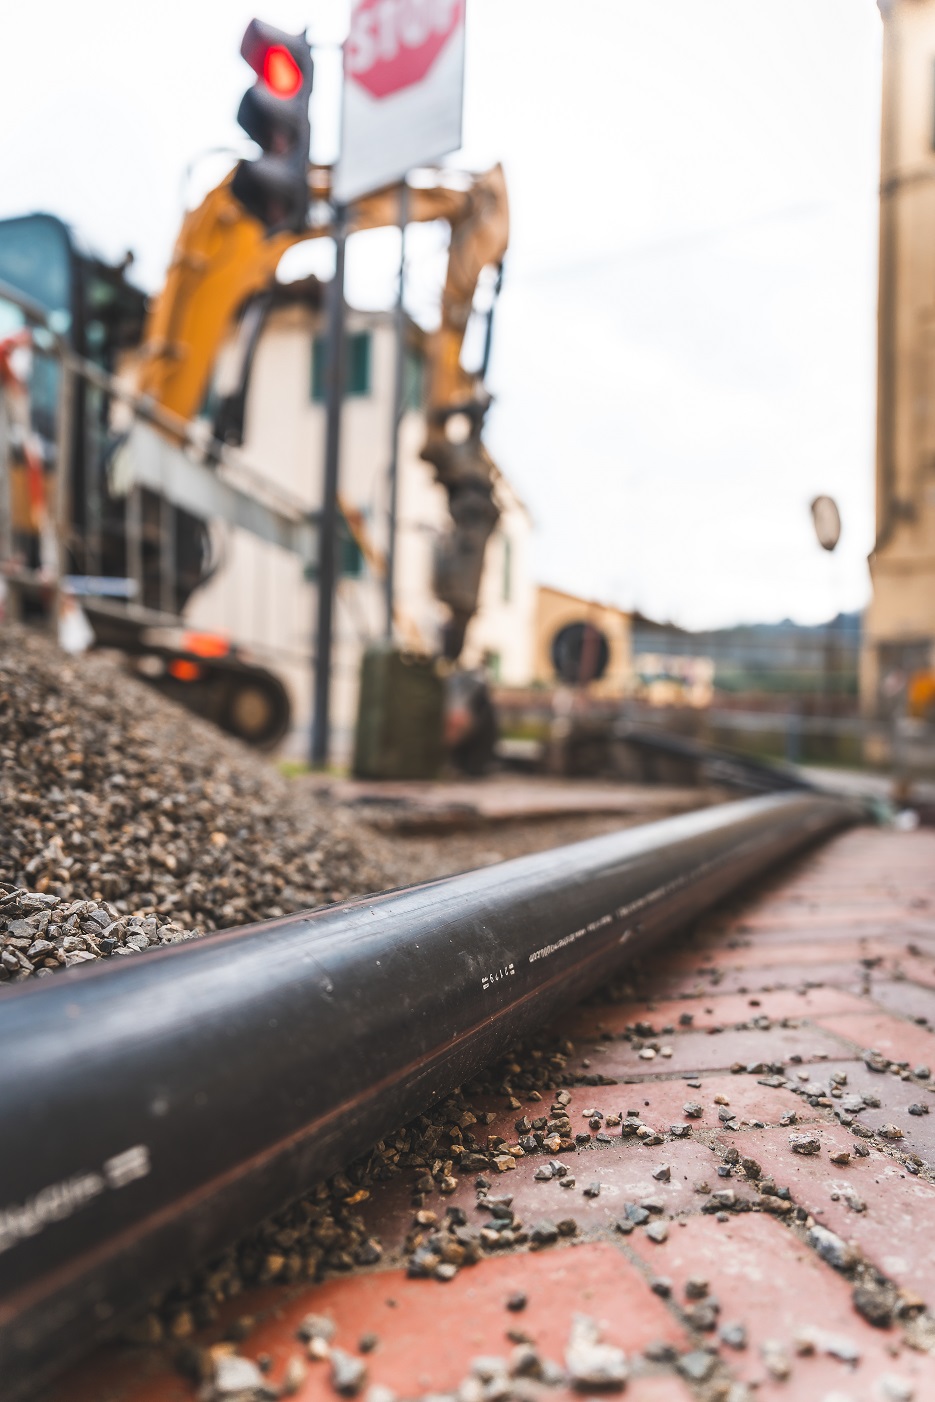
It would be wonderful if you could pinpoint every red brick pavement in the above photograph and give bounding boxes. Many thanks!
[726,1125,935,1301]
[627,1213,932,1399]
[44,828,935,1402]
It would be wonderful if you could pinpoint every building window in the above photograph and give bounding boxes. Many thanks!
[311,330,372,402]
[501,535,512,603]
[403,349,424,410]
[348,332,372,396]
[340,517,365,578]
[303,515,365,580]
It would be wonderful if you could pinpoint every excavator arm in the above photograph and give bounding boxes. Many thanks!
[137,166,509,659]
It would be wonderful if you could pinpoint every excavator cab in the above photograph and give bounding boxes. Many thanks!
[0,213,212,613]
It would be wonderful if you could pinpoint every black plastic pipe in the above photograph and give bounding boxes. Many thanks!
[0,792,858,1397]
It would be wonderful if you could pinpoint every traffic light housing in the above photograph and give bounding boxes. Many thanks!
[231,19,313,234]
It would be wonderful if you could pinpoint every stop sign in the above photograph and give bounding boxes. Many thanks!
[335,0,465,202]
[346,0,465,99]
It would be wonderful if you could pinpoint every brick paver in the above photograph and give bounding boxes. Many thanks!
[585,1069,824,1129]
[567,1020,854,1078]
[815,1009,935,1068]
[639,957,869,997]
[866,977,935,1027]
[628,1213,935,1399]
[582,984,871,1033]
[729,1121,935,1299]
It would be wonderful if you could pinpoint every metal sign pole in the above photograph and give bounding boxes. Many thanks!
[53,359,77,628]
[311,204,348,766]
[385,181,409,640]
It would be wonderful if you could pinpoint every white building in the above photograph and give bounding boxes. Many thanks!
[185,279,535,760]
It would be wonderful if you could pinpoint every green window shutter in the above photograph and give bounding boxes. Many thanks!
[347,331,371,395]
[311,330,372,401]
[305,515,365,579]
[340,518,364,578]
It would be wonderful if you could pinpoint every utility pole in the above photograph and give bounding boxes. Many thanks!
[311,205,348,766]
[384,181,409,639]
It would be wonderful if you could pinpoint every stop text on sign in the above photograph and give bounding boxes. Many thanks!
[346,0,465,98]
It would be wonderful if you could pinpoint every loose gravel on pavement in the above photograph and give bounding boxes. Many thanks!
[0,627,393,980]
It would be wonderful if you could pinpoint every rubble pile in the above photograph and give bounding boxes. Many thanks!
[0,627,392,980]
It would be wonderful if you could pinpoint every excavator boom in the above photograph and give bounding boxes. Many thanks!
[138,168,506,427]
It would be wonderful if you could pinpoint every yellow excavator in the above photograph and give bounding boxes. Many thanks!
[139,161,509,663]
[0,161,509,761]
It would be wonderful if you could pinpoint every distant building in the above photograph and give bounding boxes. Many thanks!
[531,591,862,709]
[632,613,861,704]
[534,586,633,695]
[186,279,535,758]
[631,651,714,709]
[863,0,935,715]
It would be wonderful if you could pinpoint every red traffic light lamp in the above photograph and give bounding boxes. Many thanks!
[262,46,302,98]
[231,19,313,233]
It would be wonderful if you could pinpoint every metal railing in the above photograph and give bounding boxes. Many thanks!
[0,275,319,631]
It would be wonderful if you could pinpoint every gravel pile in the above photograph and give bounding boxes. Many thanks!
[0,626,392,981]
[0,886,199,977]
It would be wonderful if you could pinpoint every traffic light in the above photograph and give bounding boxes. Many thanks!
[231,19,313,234]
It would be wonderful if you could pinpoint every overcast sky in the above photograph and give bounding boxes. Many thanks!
[0,0,883,627]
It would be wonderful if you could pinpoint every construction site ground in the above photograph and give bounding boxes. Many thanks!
[41,820,935,1402]
[307,775,726,884]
